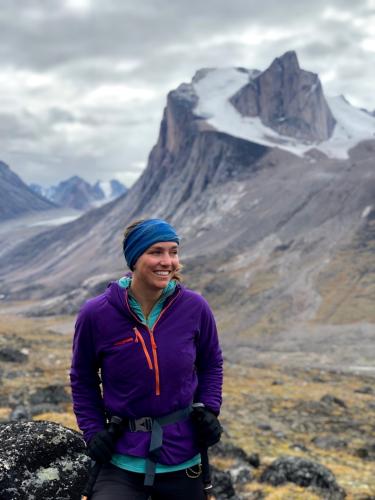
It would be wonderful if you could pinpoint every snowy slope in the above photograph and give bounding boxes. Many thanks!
[92,180,127,207]
[98,181,112,199]
[192,68,375,159]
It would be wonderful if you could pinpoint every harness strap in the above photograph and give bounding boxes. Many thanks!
[126,406,192,487]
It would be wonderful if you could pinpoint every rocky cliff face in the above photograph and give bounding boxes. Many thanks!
[0,161,56,221]
[230,51,336,141]
[134,83,269,221]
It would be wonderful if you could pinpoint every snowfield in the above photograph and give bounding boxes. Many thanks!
[192,67,375,159]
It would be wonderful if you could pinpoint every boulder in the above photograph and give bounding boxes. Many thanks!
[0,421,244,499]
[320,394,347,408]
[311,435,348,450]
[355,386,374,395]
[9,405,31,422]
[0,347,28,363]
[29,384,70,406]
[354,443,375,461]
[211,466,238,499]
[0,420,90,499]
[209,441,257,497]
[260,455,346,498]
[211,441,259,466]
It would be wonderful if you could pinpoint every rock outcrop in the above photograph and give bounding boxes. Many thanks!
[230,51,336,141]
[260,455,346,498]
[0,421,243,500]
[0,421,90,500]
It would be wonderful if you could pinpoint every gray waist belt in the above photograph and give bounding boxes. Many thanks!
[126,405,193,487]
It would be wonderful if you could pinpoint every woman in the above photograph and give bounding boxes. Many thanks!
[70,219,223,499]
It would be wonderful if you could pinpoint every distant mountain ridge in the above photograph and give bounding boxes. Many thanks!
[0,161,56,221]
[30,176,127,210]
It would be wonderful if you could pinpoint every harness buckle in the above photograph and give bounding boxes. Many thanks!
[129,416,153,432]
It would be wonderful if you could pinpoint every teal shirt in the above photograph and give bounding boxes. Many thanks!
[111,277,200,473]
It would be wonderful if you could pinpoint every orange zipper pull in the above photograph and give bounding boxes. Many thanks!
[133,327,139,342]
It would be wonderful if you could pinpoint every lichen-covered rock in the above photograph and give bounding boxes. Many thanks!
[210,440,256,497]
[260,455,346,499]
[211,466,239,499]
[0,420,90,499]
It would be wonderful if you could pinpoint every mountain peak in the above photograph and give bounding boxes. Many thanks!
[229,50,336,142]
[271,50,300,71]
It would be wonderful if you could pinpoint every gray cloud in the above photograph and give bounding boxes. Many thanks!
[0,0,374,187]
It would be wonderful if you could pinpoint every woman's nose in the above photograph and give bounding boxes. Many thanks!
[159,253,172,266]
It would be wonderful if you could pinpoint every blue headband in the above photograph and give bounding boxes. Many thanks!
[123,219,180,270]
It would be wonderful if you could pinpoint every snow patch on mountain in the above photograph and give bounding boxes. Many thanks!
[321,96,375,158]
[192,68,375,159]
[98,181,112,199]
[29,214,82,227]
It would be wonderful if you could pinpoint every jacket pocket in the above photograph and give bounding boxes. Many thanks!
[113,337,134,346]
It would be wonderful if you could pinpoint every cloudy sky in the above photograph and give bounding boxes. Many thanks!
[1,0,374,188]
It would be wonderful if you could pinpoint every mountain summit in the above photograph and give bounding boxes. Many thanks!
[230,51,336,141]
[191,52,375,159]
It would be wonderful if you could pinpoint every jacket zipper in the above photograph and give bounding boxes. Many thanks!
[148,290,180,396]
[146,327,160,395]
[124,288,180,396]
[133,328,153,370]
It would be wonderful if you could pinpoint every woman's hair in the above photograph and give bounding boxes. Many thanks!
[123,219,183,281]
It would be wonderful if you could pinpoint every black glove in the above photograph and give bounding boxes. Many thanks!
[87,430,115,463]
[191,406,222,448]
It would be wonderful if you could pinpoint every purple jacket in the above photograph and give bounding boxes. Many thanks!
[70,281,223,465]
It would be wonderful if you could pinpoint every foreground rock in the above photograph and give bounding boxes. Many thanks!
[260,455,346,499]
[0,420,349,499]
[0,421,242,500]
[0,421,90,499]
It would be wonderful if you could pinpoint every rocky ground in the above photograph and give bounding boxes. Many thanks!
[0,312,374,499]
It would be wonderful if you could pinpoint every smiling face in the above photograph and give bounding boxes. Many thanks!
[132,241,180,291]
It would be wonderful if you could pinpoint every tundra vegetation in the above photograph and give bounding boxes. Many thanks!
[0,313,374,499]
